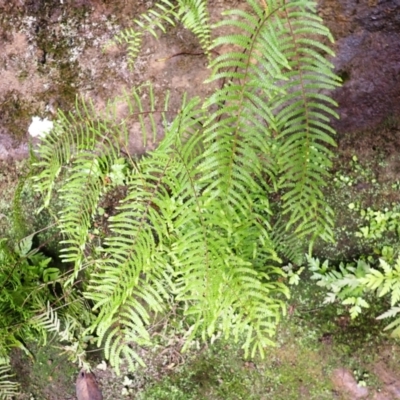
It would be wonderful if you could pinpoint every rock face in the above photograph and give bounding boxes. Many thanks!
[319,0,400,134]
[0,0,399,161]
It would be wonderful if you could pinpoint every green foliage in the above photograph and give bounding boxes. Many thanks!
[0,235,53,350]
[30,0,339,373]
[0,233,95,397]
[308,255,372,319]
[308,254,400,336]
[356,206,400,242]
[0,235,53,395]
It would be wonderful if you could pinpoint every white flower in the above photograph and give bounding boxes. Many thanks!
[28,116,54,138]
[96,360,107,371]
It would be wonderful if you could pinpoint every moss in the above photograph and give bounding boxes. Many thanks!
[0,0,96,139]
[138,321,335,400]
[0,91,38,139]
[11,341,77,400]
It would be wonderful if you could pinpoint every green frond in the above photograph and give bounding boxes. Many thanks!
[112,0,211,67]
[205,0,340,246]
[113,28,143,65]
[82,96,205,371]
[178,0,211,56]
[33,86,168,271]
[271,2,340,241]
[31,302,61,342]
[32,97,103,209]
[271,217,305,264]
[112,0,178,66]
[0,360,19,400]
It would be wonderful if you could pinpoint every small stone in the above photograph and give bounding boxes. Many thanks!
[332,368,369,399]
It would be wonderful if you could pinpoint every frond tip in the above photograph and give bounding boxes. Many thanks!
[0,360,19,400]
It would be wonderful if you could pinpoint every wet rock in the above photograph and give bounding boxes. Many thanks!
[319,0,400,133]
[76,369,103,400]
[1,0,400,161]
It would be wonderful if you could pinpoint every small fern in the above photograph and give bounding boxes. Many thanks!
[309,254,400,332]
[113,0,176,64]
[365,257,400,336]
[0,232,94,398]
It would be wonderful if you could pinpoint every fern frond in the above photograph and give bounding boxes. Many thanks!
[271,217,304,264]
[113,28,143,65]
[112,0,211,67]
[33,86,168,272]
[0,360,19,400]
[205,0,340,247]
[29,0,341,370]
[32,97,105,209]
[273,1,340,241]
[112,0,178,66]
[58,146,116,269]
[84,96,205,372]
[178,0,211,56]
[31,302,61,341]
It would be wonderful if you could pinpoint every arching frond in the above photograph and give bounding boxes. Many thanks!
[83,96,204,372]
[204,0,340,249]
[33,86,169,272]
[273,2,341,241]
[113,0,177,65]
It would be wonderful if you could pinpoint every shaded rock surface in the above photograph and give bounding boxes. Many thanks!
[319,0,400,133]
[0,0,227,160]
[0,0,400,159]
[0,0,399,152]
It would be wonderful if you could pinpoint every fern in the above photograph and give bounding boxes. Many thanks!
[0,359,19,400]
[30,0,340,372]
[365,257,400,336]
[0,232,94,398]
[0,237,57,397]
[205,0,339,245]
[113,0,177,64]
[112,0,211,66]
[309,254,400,331]
[34,87,165,270]
[179,0,211,55]
[308,255,372,318]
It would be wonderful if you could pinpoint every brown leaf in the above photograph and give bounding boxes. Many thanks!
[76,369,103,400]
